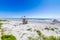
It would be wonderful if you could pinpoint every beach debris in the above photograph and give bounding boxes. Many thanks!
[35,30,42,36]
[27,28,32,31]
[45,27,55,31]
[1,35,16,40]
[27,36,40,40]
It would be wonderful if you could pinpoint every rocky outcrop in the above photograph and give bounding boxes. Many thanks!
[53,19,60,23]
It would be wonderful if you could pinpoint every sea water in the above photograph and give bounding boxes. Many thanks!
[2,18,53,22]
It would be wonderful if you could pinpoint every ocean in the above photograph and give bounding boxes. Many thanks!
[2,18,53,22]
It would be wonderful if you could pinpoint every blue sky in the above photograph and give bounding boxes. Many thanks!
[0,0,60,18]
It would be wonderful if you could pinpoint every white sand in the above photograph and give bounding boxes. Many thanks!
[0,20,60,40]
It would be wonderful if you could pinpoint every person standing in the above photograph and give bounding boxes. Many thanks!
[23,16,28,24]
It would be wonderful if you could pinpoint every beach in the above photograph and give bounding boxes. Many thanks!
[0,20,60,40]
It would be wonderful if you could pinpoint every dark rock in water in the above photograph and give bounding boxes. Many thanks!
[53,19,60,23]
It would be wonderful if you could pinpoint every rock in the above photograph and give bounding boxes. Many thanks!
[53,19,60,23]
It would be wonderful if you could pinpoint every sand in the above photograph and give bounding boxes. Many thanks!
[0,20,60,40]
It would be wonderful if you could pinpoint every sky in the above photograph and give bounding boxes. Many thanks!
[0,0,60,18]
